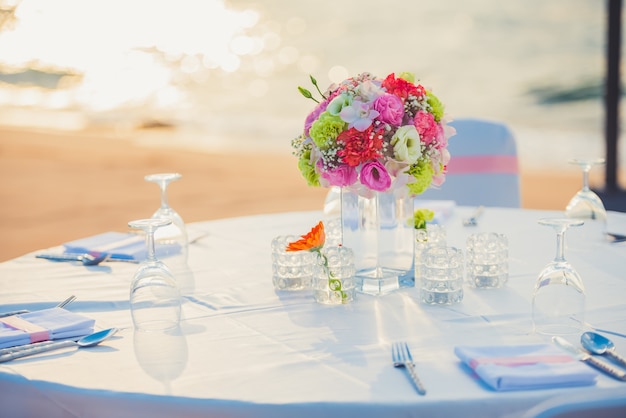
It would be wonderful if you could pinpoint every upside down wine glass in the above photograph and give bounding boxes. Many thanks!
[129,218,181,331]
[532,218,586,336]
[565,158,607,247]
[145,173,188,262]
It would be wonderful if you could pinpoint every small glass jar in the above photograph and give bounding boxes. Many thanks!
[312,246,356,305]
[466,232,508,289]
[419,246,464,305]
[271,235,316,291]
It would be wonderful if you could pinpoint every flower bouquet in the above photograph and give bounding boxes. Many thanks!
[292,72,453,196]
[292,71,453,295]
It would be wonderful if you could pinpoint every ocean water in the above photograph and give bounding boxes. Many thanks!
[0,0,623,170]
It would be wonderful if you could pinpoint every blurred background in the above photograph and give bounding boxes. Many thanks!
[0,0,624,260]
[0,0,621,169]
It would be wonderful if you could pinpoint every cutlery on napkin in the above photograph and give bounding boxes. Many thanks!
[454,344,598,391]
[0,307,95,349]
[0,295,76,319]
[62,231,180,262]
[553,337,626,381]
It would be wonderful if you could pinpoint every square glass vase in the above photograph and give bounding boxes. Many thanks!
[340,188,415,296]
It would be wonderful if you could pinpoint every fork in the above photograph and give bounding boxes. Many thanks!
[392,341,427,395]
[462,206,484,227]
[0,295,76,318]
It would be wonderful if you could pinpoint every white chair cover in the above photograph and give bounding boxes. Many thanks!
[417,118,521,208]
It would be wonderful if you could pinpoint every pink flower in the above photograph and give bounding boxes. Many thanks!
[413,110,440,146]
[320,164,358,187]
[359,160,391,191]
[373,94,404,126]
[304,100,329,136]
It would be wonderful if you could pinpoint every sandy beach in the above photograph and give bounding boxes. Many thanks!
[0,124,615,262]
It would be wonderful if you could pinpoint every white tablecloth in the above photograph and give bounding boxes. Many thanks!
[1,207,626,418]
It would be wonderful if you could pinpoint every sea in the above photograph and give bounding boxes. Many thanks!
[0,0,623,171]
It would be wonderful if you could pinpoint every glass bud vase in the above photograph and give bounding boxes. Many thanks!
[340,188,415,296]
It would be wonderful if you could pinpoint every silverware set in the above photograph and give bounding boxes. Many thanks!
[0,328,119,363]
[392,341,427,395]
[553,332,626,381]
[0,296,121,362]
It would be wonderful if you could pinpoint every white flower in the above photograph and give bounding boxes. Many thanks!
[390,125,422,164]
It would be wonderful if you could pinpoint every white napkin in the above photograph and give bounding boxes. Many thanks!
[63,231,180,261]
[455,344,597,391]
[0,308,95,349]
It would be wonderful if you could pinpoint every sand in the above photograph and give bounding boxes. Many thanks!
[0,125,613,262]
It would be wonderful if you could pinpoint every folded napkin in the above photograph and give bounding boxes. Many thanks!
[455,344,597,391]
[0,308,95,349]
[63,231,180,261]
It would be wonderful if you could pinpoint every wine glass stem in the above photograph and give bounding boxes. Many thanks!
[146,228,157,262]
[555,230,566,262]
[160,184,169,209]
[581,167,591,192]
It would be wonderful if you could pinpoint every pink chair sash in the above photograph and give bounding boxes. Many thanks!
[447,155,519,175]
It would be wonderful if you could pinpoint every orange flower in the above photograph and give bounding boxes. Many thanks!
[286,221,326,252]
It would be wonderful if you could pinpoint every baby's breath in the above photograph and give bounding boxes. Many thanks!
[291,134,311,158]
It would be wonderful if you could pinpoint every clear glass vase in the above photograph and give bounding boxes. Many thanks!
[340,188,415,296]
[312,246,356,305]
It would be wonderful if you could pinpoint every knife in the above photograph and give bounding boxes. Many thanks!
[553,336,626,381]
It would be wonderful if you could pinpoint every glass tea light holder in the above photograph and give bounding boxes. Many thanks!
[419,246,464,305]
[465,232,509,289]
[414,224,447,280]
[271,235,316,291]
[312,245,356,305]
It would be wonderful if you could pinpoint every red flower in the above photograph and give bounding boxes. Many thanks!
[286,221,326,252]
[381,73,425,102]
[337,126,383,167]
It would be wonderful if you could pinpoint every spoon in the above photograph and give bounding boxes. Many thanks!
[36,252,109,266]
[0,328,119,363]
[581,331,626,368]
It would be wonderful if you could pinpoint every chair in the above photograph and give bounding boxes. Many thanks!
[521,388,626,418]
[417,118,521,207]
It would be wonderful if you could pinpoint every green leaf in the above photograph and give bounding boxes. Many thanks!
[309,75,326,100]
[298,86,319,103]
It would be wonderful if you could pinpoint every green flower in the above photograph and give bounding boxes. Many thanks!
[298,150,320,187]
[398,72,415,84]
[407,159,434,195]
[413,208,435,230]
[426,91,444,122]
[309,112,346,149]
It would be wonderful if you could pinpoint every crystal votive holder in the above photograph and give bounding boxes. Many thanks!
[419,246,464,305]
[313,246,356,305]
[271,235,316,291]
[415,224,447,280]
[466,232,508,289]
